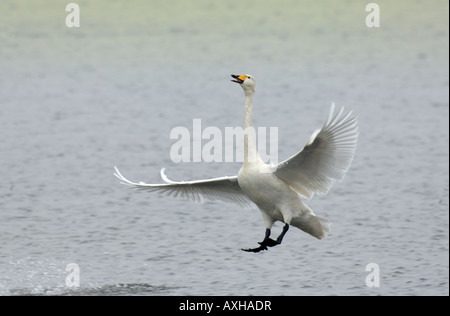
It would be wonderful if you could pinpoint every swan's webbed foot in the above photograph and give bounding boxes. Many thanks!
[241,245,267,253]
[242,225,289,253]
[242,238,279,253]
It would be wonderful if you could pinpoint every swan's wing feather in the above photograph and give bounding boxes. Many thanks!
[114,167,254,207]
[274,104,358,200]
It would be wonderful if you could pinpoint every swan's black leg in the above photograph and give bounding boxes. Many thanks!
[276,224,290,244]
[242,225,289,253]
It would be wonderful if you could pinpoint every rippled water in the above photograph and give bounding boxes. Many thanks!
[0,0,448,295]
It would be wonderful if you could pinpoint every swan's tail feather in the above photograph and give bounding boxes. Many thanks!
[290,215,330,240]
[314,216,331,239]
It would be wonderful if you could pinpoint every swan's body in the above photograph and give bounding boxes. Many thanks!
[114,74,358,252]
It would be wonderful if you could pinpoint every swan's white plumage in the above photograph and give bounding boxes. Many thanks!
[274,103,359,200]
[114,74,358,242]
[114,166,254,207]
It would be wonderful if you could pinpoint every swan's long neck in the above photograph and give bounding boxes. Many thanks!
[243,90,261,165]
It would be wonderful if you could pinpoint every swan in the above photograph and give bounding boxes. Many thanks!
[114,74,358,252]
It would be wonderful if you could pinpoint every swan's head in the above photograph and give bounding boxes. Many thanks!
[231,74,255,94]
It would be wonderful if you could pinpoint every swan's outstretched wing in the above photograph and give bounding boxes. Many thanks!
[114,167,254,207]
[274,103,358,200]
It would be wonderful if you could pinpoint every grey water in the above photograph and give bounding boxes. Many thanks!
[0,0,448,295]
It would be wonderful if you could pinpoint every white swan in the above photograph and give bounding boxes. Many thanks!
[114,74,358,252]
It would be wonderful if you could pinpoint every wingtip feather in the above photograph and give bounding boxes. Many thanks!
[160,168,176,183]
